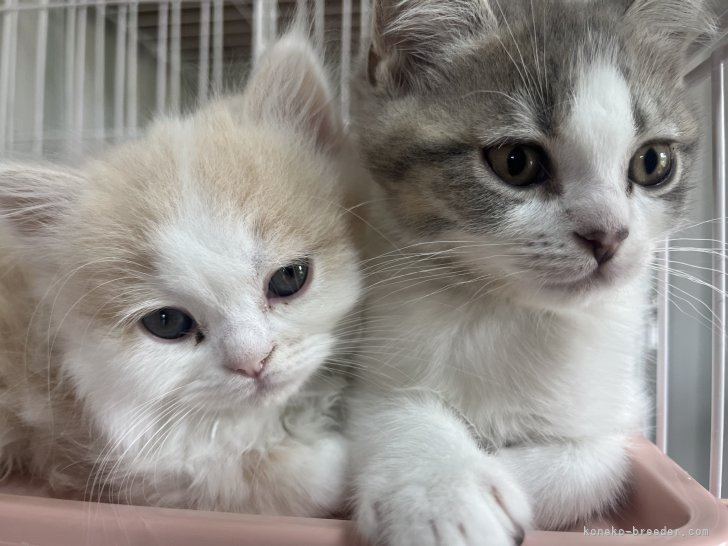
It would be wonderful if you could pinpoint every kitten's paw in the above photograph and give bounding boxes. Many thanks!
[355,457,531,546]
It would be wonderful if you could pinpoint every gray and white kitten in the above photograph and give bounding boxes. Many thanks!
[347,1,714,545]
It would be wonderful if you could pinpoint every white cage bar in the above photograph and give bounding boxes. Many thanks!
[340,0,352,122]
[314,0,324,52]
[212,0,223,94]
[656,246,670,454]
[64,0,76,146]
[198,0,210,104]
[32,0,48,155]
[114,4,127,141]
[94,1,105,137]
[170,0,181,114]
[710,46,727,499]
[0,0,11,154]
[253,0,265,60]
[126,1,138,134]
[155,1,168,113]
[5,0,14,149]
[74,5,87,142]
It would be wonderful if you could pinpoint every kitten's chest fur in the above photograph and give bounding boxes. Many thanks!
[363,261,647,446]
[18,371,347,515]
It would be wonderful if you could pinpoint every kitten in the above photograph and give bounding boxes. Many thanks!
[348,1,714,545]
[0,34,362,516]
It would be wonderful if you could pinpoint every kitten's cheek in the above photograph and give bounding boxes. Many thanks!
[263,365,312,393]
[266,377,307,401]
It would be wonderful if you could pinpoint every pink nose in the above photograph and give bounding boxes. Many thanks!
[226,347,274,379]
[574,228,629,265]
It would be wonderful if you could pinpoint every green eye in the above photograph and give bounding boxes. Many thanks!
[485,144,549,187]
[629,143,673,187]
[141,308,195,340]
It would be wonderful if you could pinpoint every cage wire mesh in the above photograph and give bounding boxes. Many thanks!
[0,0,366,157]
[0,0,727,499]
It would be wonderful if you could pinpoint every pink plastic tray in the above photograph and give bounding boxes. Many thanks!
[0,437,726,546]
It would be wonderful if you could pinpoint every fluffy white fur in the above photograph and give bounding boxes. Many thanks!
[0,35,362,516]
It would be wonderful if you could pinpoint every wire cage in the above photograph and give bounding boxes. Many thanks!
[0,0,367,156]
[0,1,727,545]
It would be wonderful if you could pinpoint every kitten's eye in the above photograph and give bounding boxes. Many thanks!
[268,260,310,299]
[629,143,673,187]
[141,308,196,340]
[485,144,549,187]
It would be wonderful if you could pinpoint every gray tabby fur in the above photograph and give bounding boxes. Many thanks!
[357,0,713,244]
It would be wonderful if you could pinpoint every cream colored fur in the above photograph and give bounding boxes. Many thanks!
[0,35,362,516]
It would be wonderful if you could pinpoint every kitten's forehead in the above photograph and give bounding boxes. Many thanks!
[437,0,695,146]
[562,61,634,177]
[155,202,261,309]
[150,126,300,307]
[74,109,345,316]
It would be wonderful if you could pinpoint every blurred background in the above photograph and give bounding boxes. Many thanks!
[1,0,727,496]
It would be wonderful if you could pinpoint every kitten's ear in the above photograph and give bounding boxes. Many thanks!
[0,165,83,236]
[621,0,716,57]
[368,0,497,94]
[242,34,341,152]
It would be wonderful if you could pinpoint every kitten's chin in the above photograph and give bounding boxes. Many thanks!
[509,261,645,309]
[179,372,310,413]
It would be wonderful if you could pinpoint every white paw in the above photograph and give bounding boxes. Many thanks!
[356,455,532,546]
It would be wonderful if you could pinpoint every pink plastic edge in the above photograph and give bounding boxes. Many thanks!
[0,437,726,546]
[523,437,728,545]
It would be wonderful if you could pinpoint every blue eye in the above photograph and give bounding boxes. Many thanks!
[268,261,310,299]
[141,308,195,340]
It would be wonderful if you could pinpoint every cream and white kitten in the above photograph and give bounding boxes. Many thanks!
[348,1,714,545]
[0,35,361,516]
